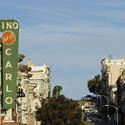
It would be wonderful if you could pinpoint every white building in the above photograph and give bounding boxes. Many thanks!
[28,60,51,99]
[101,56,125,103]
[17,60,51,125]
[101,56,125,86]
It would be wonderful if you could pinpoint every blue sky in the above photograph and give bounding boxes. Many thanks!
[1,0,125,99]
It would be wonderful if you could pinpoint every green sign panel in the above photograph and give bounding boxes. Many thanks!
[0,20,19,110]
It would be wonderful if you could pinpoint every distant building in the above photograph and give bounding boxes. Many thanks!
[28,59,51,99]
[101,57,125,124]
[101,56,125,86]
[17,60,51,125]
[101,56,125,103]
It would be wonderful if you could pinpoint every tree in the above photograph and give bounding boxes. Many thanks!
[18,54,32,73]
[18,64,27,72]
[36,95,84,125]
[52,85,62,97]
[87,74,102,94]
[18,54,25,63]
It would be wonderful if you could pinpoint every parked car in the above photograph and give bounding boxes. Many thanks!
[83,106,91,113]
[83,104,98,113]
[84,113,103,123]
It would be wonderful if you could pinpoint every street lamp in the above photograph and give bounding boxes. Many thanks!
[97,94,110,119]
[105,105,118,125]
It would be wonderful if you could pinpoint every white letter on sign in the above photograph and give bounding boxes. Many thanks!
[5,97,13,104]
[6,22,12,29]
[2,22,4,29]
[6,61,12,68]
[13,22,19,29]
[6,85,13,92]
[5,48,11,56]
[6,73,12,80]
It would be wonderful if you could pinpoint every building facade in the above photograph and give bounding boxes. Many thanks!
[17,60,51,125]
[116,71,125,125]
[101,57,125,100]
[101,57,125,87]
[28,60,51,99]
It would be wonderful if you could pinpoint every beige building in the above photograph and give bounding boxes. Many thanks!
[28,60,51,99]
[101,56,125,86]
[101,56,125,103]
[17,60,51,125]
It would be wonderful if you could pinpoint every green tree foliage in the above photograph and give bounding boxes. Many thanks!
[36,95,84,125]
[18,54,25,63]
[18,54,28,72]
[87,74,102,94]
[52,85,62,97]
[18,64,27,72]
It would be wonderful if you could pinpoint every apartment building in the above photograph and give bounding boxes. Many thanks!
[28,59,51,99]
[17,60,51,125]
[101,56,125,87]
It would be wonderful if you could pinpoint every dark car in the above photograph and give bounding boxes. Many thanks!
[84,113,103,123]
[84,114,93,122]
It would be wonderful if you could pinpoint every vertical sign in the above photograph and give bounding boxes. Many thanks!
[0,20,19,110]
